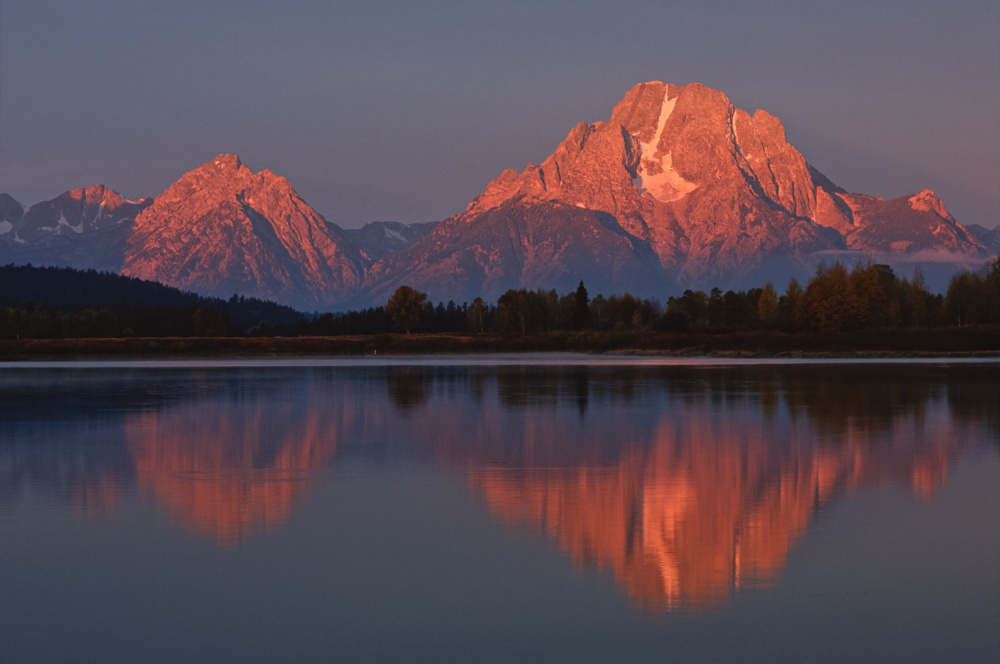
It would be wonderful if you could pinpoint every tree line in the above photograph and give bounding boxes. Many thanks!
[0,264,301,339]
[2,257,997,340]
[334,256,999,336]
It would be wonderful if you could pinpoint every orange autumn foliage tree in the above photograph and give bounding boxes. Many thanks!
[799,261,943,332]
[385,285,430,334]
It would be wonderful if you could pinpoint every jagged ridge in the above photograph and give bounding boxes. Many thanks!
[2,81,993,308]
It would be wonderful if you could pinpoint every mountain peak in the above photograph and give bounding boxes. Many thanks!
[0,193,25,212]
[908,189,952,219]
[187,154,250,182]
[211,154,243,171]
[123,155,363,310]
[64,184,126,209]
[7,80,990,308]
[367,79,988,303]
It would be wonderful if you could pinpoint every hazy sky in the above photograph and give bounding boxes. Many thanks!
[2,0,998,229]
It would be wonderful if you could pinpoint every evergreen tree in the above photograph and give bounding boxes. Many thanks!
[573,280,590,330]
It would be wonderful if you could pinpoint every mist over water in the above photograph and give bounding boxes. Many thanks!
[1,359,997,662]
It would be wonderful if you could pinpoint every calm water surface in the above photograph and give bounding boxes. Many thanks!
[1,356,998,663]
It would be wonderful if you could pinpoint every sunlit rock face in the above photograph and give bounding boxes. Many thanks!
[361,81,989,302]
[4,82,991,306]
[121,155,364,310]
[0,186,151,271]
[838,189,983,255]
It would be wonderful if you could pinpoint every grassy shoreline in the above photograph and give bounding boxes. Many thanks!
[2,325,998,360]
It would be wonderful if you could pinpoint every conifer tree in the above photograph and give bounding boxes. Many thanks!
[573,280,590,330]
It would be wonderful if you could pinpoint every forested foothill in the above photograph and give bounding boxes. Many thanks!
[1,258,997,356]
[0,264,301,339]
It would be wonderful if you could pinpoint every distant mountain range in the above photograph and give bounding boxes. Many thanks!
[965,223,1000,253]
[2,81,994,310]
[0,186,152,273]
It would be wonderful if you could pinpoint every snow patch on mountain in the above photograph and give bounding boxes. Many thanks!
[633,91,697,202]
[383,226,406,242]
[57,213,84,234]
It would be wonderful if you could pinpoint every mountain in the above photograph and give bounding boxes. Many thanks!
[4,81,992,309]
[966,223,1000,253]
[358,81,989,303]
[0,186,151,271]
[120,155,364,311]
[0,194,25,232]
[342,220,438,262]
[363,198,665,306]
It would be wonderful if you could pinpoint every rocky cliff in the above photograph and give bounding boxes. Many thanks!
[0,186,151,271]
[361,81,988,303]
[3,82,992,309]
[120,155,364,311]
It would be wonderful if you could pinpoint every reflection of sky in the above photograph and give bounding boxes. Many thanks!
[0,362,998,661]
[2,2,998,229]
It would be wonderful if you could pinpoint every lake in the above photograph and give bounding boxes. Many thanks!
[1,356,998,663]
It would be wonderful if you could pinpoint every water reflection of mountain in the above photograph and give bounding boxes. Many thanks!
[0,416,131,515]
[0,368,369,541]
[1,362,996,568]
[406,363,996,611]
[125,400,343,547]
[0,369,143,514]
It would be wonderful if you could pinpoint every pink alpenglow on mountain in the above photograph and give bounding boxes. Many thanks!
[2,82,992,309]
[121,155,363,311]
[363,81,989,305]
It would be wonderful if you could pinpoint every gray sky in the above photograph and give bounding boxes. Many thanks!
[2,0,998,229]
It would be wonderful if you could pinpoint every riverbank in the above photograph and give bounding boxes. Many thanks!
[2,325,998,359]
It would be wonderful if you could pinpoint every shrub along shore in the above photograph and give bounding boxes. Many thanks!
[2,325,998,360]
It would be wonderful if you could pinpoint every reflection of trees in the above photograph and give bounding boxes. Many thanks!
[946,365,1000,446]
[387,368,429,411]
[496,366,592,414]
[497,367,561,408]
[573,366,589,416]
[779,365,934,439]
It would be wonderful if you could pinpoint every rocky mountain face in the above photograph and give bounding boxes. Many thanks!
[365,81,988,304]
[2,81,993,309]
[966,223,1000,253]
[0,186,151,271]
[362,198,664,306]
[120,155,366,311]
[1,159,435,310]
[341,220,438,262]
